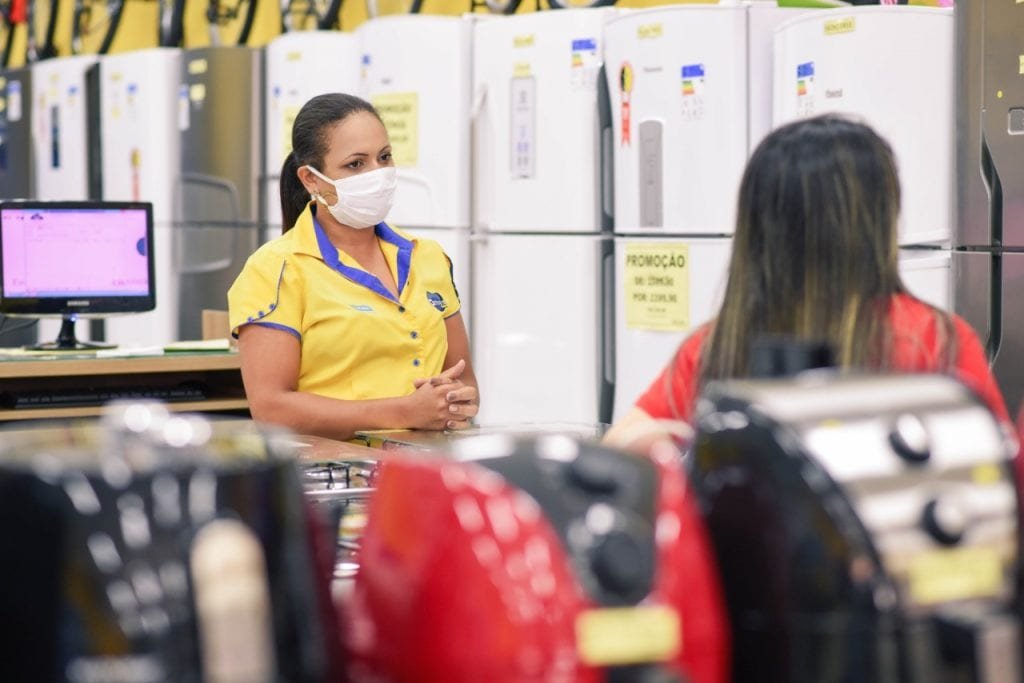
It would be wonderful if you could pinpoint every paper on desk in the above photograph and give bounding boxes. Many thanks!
[163,338,232,353]
[96,346,167,358]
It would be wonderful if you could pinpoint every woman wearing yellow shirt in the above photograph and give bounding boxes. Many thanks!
[228,93,478,441]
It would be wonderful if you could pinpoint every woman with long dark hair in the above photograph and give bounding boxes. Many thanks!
[605,114,1007,443]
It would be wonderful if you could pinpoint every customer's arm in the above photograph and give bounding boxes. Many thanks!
[237,324,456,441]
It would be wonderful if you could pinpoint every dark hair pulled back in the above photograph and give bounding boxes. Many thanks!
[279,93,381,233]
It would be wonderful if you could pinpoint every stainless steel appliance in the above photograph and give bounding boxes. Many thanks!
[0,407,341,683]
[954,2,1024,414]
[691,372,1022,683]
[176,47,262,341]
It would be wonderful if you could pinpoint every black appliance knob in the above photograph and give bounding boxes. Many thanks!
[590,530,653,603]
[922,496,968,546]
[567,452,622,495]
[889,413,931,463]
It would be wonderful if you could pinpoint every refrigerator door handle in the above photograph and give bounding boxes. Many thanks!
[597,64,614,233]
[174,173,245,275]
[980,137,1004,360]
[599,243,615,425]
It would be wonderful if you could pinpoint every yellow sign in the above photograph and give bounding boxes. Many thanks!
[577,606,680,666]
[624,242,690,332]
[824,17,856,36]
[188,58,208,75]
[513,34,534,48]
[189,83,206,103]
[1019,54,1024,75]
[513,62,532,78]
[907,546,1003,606]
[286,50,303,62]
[372,92,418,167]
[637,23,663,39]
[281,105,300,159]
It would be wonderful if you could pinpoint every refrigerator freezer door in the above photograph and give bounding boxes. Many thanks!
[612,237,730,421]
[954,250,1024,414]
[603,6,746,236]
[100,49,182,347]
[264,31,360,241]
[472,233,610,425]
[0,68,34,200]
[774,8,953,246]
[176,47,262,341]
[473,9,615,233]
[976,2,1024,249]
[899,249,951,312]
[31,55,98,201]
[360,16,471,231]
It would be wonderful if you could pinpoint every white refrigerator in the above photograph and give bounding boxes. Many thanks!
[98,48,183,346]
[773,6,954,250]
[31,55,98,344]
[264,30,361,243]
[31,54,98,201]
[358,15,473,320]
[604,4,801,420]
[473,8,616,425]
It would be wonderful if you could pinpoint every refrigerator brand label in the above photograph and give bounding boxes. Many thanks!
[513,34,534,48]
[637,23,663,40]
[513,62,532,78]
[796,62,815,117]
[286,50,303,62]
[571,37,600,91]
[824,17,856,35]
[576,606,681,666]
[6,80,21,122]
[188,58,208,75]
[371,92,419,167]
[624,242,690,332]
[177,85,190,131]
[680,64,705,122]
[189,83,206,104]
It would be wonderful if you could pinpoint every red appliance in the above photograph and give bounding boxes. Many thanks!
[344,435,729,683]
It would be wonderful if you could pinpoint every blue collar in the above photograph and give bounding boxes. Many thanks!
[313,218,412,303]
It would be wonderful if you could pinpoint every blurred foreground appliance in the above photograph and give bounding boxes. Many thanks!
[176,47,262,341]
[691,373,1021,683]
[472,8,617,425]
[954,1,1024,414]
[0,67,37,346]
[359,15,474,324]
[0,406,340,683]
[263,30,360,243]
[98,48,183,346]
[346,435,729,683]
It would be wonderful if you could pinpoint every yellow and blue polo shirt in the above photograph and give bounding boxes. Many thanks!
[227,203,461,402]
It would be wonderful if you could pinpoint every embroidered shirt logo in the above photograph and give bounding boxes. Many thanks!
[426,291,447,313]
[351,304,374,312]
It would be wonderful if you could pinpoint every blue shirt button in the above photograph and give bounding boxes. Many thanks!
[258,310,264,317]
[398,306,406,313]
[269,303,276,311]
[247,316,254,322]
[411,331,418,339]
[413,359,420,367]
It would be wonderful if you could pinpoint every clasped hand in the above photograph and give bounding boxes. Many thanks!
[408,359,479,431]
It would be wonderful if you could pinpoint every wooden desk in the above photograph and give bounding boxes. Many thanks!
[0,352,247,421]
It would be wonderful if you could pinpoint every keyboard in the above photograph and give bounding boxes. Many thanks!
[1,382,209,410]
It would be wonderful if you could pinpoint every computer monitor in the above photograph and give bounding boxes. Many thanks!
[0,200,155,350]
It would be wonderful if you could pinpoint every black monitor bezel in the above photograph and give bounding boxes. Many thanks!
[0,200,156,317]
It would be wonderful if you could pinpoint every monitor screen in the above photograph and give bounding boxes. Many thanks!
[0,200,155,319]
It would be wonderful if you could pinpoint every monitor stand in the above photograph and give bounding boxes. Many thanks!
[27,315,116,351]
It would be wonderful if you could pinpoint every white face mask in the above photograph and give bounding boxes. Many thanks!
[306,165,397,229]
